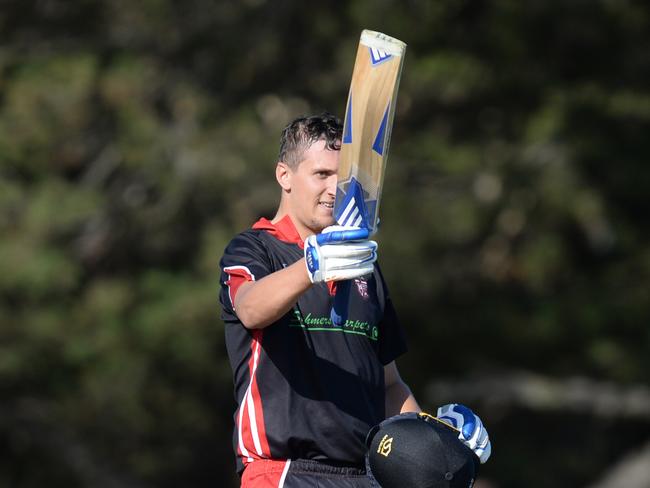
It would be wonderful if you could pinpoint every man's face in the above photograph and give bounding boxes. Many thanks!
[285,139,339,236]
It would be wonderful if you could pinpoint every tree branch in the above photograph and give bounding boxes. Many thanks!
[425,371,650,420]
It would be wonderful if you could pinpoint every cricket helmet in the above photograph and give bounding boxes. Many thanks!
[365,412,479,488]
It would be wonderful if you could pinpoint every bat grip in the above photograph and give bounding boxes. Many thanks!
[330,280,351,326]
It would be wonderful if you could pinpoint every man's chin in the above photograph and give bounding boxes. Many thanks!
[311,217,336,233]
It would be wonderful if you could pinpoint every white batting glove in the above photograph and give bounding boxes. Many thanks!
[437,403,492,464]
[304,226,378,283]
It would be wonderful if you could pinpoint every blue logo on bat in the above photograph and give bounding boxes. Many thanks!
[369,47,392,65]
[334,177,377,232]
[372,104,390,155]
[343,96,353,144]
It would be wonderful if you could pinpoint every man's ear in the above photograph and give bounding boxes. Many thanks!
[276,162,292,191]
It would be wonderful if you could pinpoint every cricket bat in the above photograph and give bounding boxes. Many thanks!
[330,30,407,326]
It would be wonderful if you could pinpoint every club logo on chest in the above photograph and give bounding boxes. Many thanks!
[354,278,369,300]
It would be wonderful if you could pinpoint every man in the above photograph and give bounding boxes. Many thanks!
[219,113,489,487]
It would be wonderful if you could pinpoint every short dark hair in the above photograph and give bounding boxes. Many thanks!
[278,112,343,168]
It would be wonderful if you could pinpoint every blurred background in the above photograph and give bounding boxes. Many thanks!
[1,1,649,487]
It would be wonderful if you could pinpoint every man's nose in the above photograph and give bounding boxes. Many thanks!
[327,175,337,196]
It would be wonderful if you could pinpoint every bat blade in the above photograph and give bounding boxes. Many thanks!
[334,30,406,235]
[330,30,406,327]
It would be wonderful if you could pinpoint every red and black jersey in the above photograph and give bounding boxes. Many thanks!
[219,215,407,474]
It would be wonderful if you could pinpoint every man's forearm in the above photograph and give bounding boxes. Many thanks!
[234,259,312,329]
[385,379,421,417]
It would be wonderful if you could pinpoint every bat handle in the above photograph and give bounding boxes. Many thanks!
[330,280,351,326]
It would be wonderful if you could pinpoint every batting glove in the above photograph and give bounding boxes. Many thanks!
[304,226,378,283]
[436,403,492,464]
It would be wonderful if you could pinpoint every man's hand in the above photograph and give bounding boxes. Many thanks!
[304,226,377,283]
[437,403,492,464]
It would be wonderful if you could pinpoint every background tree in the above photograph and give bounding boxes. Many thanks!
[1,1,649,487]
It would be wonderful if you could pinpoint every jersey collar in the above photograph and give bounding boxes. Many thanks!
[252,215,304,248]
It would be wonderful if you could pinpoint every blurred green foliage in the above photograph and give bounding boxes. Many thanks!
[1,1,649,487]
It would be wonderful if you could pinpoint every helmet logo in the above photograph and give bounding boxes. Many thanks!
[377,434,393,457]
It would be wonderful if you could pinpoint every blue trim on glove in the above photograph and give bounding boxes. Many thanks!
[316,227,370,245]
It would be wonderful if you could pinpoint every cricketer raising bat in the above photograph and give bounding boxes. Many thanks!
[330,30,406,326]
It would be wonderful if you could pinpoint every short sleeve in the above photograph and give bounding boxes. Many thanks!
[375,265,408,365]
[219,231,273,317]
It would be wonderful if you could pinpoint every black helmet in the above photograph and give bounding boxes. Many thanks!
[365,412,479,488]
